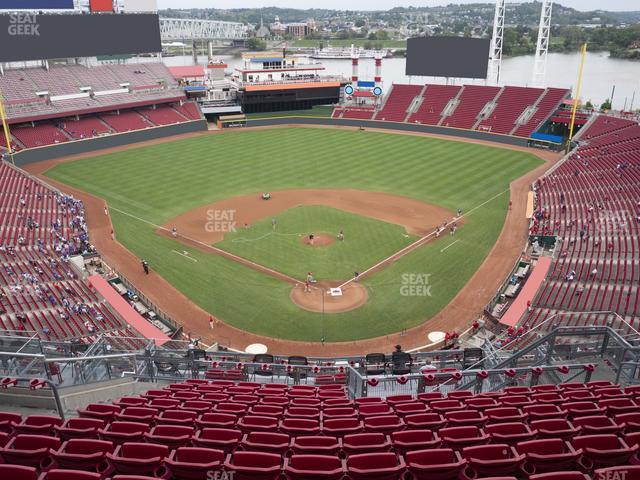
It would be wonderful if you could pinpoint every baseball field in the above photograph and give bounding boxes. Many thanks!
[43,127,542,343]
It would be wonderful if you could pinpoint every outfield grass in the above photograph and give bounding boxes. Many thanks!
[45,128,541,342]
[245,106,333,119]
[217,205,416,281]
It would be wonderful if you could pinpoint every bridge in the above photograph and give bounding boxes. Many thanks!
[159,18,246,42]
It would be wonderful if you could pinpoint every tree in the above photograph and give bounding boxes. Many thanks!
[600,98,612,112]
[585,100,594,109]
[355,19,366,28]
[376,29,390,40]
[247,37,267,51]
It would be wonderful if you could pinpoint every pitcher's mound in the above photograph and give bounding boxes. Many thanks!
[300,233,335,247]
[291,281,368,313]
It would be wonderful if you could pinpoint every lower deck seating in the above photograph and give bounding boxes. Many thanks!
[10,124,69,149]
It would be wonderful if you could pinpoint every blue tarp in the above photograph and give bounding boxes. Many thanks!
[357,81,376,88]
[531,132,564,144]
[250,57,282,63]
[0,0,74,8]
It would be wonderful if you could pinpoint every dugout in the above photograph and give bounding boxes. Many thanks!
[218,114,247,129]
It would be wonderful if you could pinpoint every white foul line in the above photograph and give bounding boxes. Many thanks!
[440,239,460,253]
[172,250,198,262]
[337,188,510,289]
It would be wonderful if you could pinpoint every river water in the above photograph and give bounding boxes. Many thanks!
[163,51,640,110]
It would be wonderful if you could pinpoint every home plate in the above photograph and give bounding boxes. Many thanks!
[329,287,343,297]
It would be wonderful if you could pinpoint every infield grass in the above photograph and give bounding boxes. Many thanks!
[45,127,542,342]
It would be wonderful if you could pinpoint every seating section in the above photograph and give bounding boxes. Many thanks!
[441,85,501,130]
[60,116,112,140]
[522,115,640,335]
[0,63,184,122]
[513,87,570,137]
[137,105,186,126]
[99,111,153,132]
[10,124,69,149]
[171,102,202,121]
[477,86,544,135]
[408,84,461,125]
[333,106,376,120]
[0,162,139,344]
[1,380,640,479]
[374,84,423,122]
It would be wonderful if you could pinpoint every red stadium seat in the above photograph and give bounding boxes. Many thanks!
[485,422,537,445]
[146,398,181,411]
[193,428,242,454]
[284,407,320,420]
[179,400,213,413]
[98,422,149,445]
[48,438,114,473]
[14,415,63,436]
[391,429,440,454]
[404,413,446,430]
[485,407,527,424]
[405,448,465,480]
[322,407,358,420]
[0,464,36,480]
[154,409,197,426]
[346,452,406,480]
[144,425,194,448]
[279,418,321,436]
[224,451,282,480]
[196,412,238,429]
[358,403,394,418]
[0,411,22,433]
[113,397,147,408]
[237,415,279,433]
[462,444,525,477]
[439,426,490,449]
[523,404,567,420]
[106,442,168,477]
[572,434,638,470]
[530,419,580,440]
[283,454,345,480]
[0,434,60,467]
[164,447,225,480]
[55,418,105,440]
[444,409,488,427]
[342,433,391,455]
[573,415,623,435]
[77,404,120,422]
[114,407,158,424]
[290,436,341,456]
[516,439,581,474]
[394,402,428,417]
[248,405,284,418]
[529,473,590,480]
[322,418,364,437]
[562,401,605,419]
[363,415,405,434]
[39,469,102,480]
[241,432,290,455]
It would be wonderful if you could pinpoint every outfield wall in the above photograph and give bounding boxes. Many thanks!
[245,117,536,148]
[9,120,208,167]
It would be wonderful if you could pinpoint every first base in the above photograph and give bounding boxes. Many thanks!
[329,287,343,297]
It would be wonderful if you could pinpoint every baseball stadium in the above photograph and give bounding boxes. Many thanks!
[0,0,639,479]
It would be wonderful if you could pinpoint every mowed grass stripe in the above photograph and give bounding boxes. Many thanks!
[46,128,541,342]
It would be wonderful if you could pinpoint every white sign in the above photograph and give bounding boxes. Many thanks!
[123,0,157,12]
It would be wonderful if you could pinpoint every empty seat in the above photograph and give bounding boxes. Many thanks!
[343,432,391,455]
[599,398,638,415]
[77,404,120,422]
[485,407,527,424]
[113,397,147,408]
[0,434,61,467]
[386,394,414,406]
[439,426,490,449]
[284,407,320,420]
[48,438,114,473]
[616,412,640,432]
[322,407,358,420]
[180,400,214,413]
[405,448,466,480]
[279,418,320,436]
[499,395,532,408]
[394,402,427,417]
[346,452,406,480]
[290,436,341,456]
[284,454,345,480]
[154,409,197,426]
[530,419,580,440]
[529,473,590,480]
[248,405,284,418]
[391,429,439,454]
[40,469,102,480]
[241,432,290,455]
[562,402,605,418]
[430,400,464,413]
[106,442,168,477]
[55,418,105,440]
[363,415,405,434]
[572,434,637,469]
[404,413,446,430]
[465,398,500,411]
[322,418,363,437]
[224,451,282,480]
[573,415,623,435]
[0,464,36,480]
[444,410,488,427]
[594,466,640,480]
[144,425,194,448]
[164,447,224,480]
[196,412,238,429]
[516,439,580,474]
[193,428,242,453]
[146,398,181,411]
[358,403,394,418]
[523,404,567,420]
[98,421,149,445]
[114,407,158,424]
[0,412,22,433]
[14,415,63,436]
[462,444,525,477]
[214,402,248,416]
[485,422,537,445]
[237,415,279,433]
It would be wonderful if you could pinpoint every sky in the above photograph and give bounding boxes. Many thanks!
[157,0,640,12]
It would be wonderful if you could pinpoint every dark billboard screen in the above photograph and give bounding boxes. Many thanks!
[406,36,490,79]
[0,13,161,62]
[0,0,74,8]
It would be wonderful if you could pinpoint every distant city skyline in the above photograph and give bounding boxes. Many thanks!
[158,0,640,12]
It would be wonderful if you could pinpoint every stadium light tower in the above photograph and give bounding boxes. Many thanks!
[532,0,553,87]
[487,0,506,86]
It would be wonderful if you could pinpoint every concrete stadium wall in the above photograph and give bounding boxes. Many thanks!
[10,120,208,167]
[246,116,533,148]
